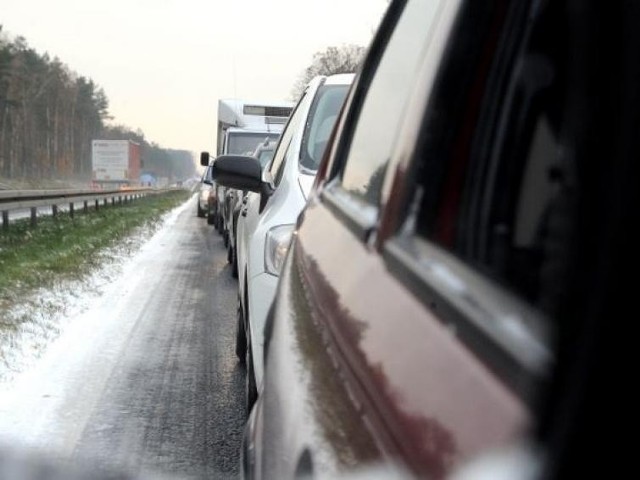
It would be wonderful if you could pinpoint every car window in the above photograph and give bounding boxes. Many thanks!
[412,1,572,318]
[269,92,308,185]
[300,84,350,172]
[338,0,444,207]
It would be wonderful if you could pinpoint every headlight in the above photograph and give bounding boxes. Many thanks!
[264,224,295,276]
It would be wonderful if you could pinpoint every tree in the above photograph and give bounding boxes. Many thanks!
[0,28,189,184]
[291,44,365,100]
[0,31,112,181]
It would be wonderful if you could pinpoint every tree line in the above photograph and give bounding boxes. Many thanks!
[0,27,194,184]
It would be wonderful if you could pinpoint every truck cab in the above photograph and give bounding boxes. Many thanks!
[206,99,293,247]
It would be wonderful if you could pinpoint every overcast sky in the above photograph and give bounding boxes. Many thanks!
[1,0,388,153]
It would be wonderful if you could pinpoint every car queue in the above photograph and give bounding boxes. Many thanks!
[199,0,630,477]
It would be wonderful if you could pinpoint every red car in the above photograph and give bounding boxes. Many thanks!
[217,0,634,478]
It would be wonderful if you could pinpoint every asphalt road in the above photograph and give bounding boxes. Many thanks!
[0,197,246,479]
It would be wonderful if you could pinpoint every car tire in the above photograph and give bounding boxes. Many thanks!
[236,298,247,364]
[224,230,229,248]
[197,204,205,218]
[227,242,233,264]
[206,211,215,225]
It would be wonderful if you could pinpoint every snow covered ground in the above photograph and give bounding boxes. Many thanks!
[0,196,245,478]
[0,199,191,389]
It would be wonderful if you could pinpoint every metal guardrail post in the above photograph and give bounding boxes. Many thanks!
[0,188,172,227]
[84,201,88,213]
[2,211,8,230]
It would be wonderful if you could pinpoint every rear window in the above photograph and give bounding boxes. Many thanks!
[227,132,280,155]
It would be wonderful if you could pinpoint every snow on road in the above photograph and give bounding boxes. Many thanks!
[0,196,245,479]
[0,200,190,451]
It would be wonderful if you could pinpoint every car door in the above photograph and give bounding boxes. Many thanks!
[261,0,570,477]
[262,0,477,477]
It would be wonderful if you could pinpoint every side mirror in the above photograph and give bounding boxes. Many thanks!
[212,155,264,193]
[200,151,211,167]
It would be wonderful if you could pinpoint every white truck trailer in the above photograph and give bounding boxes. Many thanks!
[91,139,141,187]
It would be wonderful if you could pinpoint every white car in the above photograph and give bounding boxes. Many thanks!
[227,140,279,278]
[212,74,354,409]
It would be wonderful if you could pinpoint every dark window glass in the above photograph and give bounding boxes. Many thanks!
[340,0,443,206]
[264,106,293,118]
[243,105,292,118]
[415,1,573,316]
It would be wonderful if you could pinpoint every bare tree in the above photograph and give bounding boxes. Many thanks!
[291,44,365,100]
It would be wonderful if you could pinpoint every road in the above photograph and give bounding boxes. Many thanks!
[0,197,246,479]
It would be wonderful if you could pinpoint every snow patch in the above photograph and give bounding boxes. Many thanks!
[0,198,191,387]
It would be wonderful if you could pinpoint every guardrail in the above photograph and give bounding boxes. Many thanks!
[0,187,164,229]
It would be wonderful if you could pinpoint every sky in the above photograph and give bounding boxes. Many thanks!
[0,0,389,154]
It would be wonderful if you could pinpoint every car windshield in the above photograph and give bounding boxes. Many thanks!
[300,84,349,171]
[227,132,280,155]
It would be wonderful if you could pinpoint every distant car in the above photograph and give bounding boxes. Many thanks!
[216,133,283,242]
[235,0,633,479]
[227,140,279,278]
[212,73,354,410]
[196,164,213,218]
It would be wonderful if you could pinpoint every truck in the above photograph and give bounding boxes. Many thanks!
[91,139,141,187]
[216,99,293,156]
[204,99,293,237]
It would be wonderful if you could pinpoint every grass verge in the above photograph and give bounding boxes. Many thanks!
[0,190,190,306]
